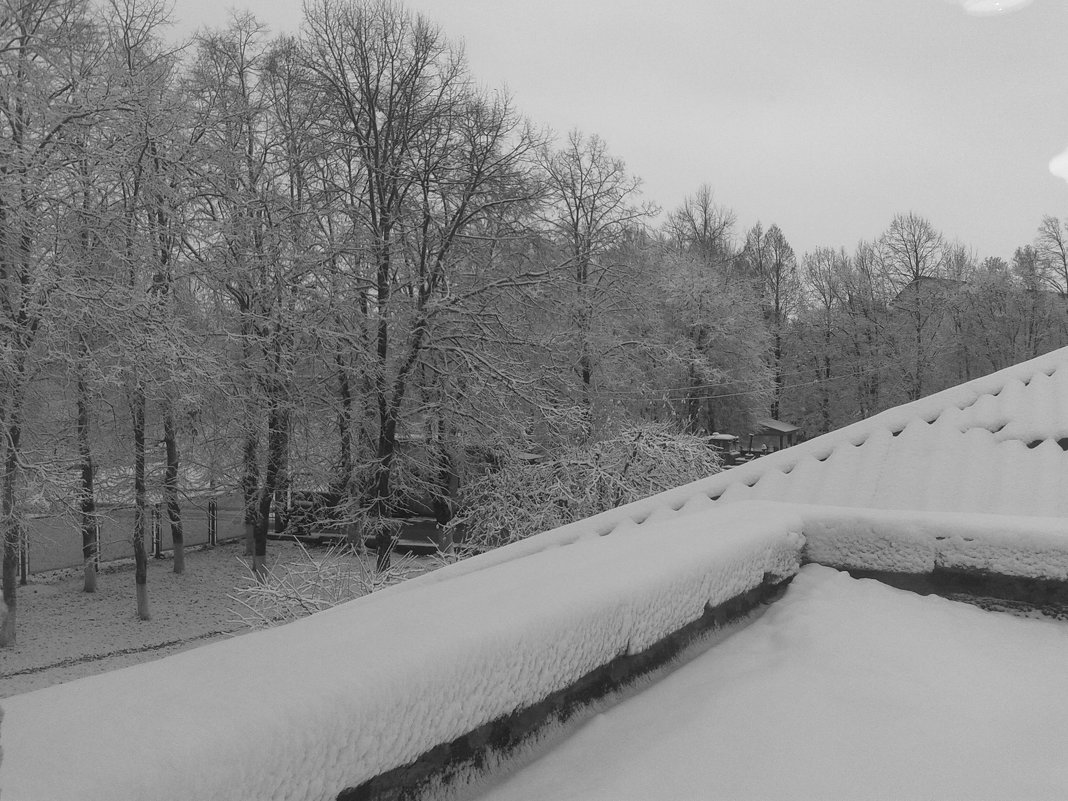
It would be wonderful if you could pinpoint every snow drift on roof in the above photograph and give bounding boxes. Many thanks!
[706,346,1068,517]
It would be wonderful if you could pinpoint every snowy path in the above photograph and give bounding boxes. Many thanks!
[478,565,1068,801]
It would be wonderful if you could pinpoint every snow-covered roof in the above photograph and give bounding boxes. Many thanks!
[1,503,805,800]
[754,418,800,434]
[7,352,1068,799]
[708,347,1068,517]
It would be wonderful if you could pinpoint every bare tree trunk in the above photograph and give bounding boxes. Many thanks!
[335,350,360,547]
[77,368,97,593]
[252,400,289,580]
[131,383,151,620]
[684,363,701,434]
[772,329,783,419]
[371,318,435,571]
[253,487,271,580]
[0,410,21,646]
[237,317,260,556]
[0,342,29,645]
[864,324,880,417]
[431,417,456,527]
[163,404,184,574]
[335,349,353,493]
[913,307,924,401]
[372,413,398,572]
[241,408,259,558]
[818,328,833,434]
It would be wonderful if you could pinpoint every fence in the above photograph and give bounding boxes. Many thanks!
[18,493,249,576]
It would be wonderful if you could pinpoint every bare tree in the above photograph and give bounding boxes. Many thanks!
[664,184,735,271]
[539,130,656,418]
[98,0,190,618]
[1011,245,1055,360]
[185,13,315,579]
[0,0,98,645]
[303,0,464,567]
[659,191,769,434]
[738,222,799,419]
[305,0,544,568]
[1036,215,1068,297]
[840,240,891,418]
[653,249,771,435]
[880,212,951,400]
[800,247,849,433]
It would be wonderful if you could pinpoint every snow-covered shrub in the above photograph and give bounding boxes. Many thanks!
[450,424,722,551]
[228,542,443,628]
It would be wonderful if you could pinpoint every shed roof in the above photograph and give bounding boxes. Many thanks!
[755,418,800,434]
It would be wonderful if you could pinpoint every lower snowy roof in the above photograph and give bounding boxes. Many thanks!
[480,565,1068,801]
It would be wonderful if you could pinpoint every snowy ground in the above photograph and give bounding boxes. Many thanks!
[2,541,254,698]
[1,539,433,698]
[477,565,1068,801]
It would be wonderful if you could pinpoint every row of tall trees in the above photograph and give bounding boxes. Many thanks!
[772,212,1068,435]
[2,0,1064,646]
[0,0,772,645]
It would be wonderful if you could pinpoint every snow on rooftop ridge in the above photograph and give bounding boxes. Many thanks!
[0,503,804,801]
[681,347,1068,516]
[705,347,1068,517]
[784,502,1068,580]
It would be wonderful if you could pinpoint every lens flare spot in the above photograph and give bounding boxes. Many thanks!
[957,0,1033,15]
[1050,146,1068,184]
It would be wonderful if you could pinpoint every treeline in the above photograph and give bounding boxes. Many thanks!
[774,213,1068,434]
[2,0,1065,644]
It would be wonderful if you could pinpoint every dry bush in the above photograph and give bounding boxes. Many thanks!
[450,424,721,552]
[228,541,443,628]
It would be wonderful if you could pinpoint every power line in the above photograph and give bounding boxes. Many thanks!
[594,364,884,400]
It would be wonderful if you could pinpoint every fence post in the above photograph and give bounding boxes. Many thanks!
[152,503,163,559]
[208,499,218,546]
[18,521,27,585]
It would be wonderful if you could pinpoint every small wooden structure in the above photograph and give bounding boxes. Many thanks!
[750,418,802,452]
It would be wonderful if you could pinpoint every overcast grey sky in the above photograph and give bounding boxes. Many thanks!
[171,0,1068,263]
